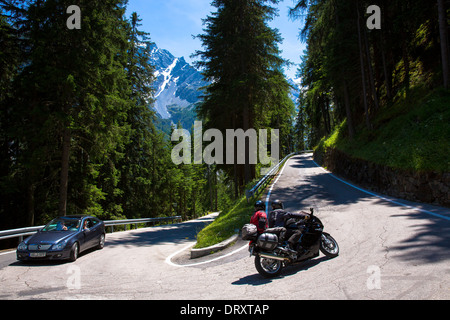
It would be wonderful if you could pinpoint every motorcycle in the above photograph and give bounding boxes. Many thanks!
[242,208,339,278]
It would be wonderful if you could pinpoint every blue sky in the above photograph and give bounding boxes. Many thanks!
[125,0,306,80]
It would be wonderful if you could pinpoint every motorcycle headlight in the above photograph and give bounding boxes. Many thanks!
[18,242,28,251]
[51,240,68,251]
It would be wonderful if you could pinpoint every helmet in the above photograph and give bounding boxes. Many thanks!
[271,200,284,210]
[255,200,265,211]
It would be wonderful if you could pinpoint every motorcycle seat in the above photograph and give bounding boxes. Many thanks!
[264,227,286,236]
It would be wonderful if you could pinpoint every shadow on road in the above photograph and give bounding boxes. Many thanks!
[385,206,450,264]
[273,155,374,212]
[232,256,332,286]
[104,215,216,248]
[285,155,450,265]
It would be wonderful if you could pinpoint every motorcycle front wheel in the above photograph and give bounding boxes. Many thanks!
[255,255,283,278]
[320,233,339,258]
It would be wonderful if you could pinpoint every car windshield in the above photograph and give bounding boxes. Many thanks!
[42,217,82,232]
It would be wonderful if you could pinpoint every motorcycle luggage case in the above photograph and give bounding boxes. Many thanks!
[257,233,279,251]
[241,224,258,240]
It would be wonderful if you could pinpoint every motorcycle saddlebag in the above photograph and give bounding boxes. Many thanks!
[257,233,279,251]
[242,224,258,240]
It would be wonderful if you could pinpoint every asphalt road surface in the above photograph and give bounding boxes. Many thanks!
[1,153,449,300]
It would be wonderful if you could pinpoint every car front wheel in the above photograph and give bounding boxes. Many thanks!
[97,234,105,250]
[69,242,79,262]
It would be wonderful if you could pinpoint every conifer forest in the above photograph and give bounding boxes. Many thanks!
[0,0,448,232]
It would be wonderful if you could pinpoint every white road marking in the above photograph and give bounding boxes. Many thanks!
[0,250,15,256]
[265,156,292,214]
[165,242,249,268]
[312,159,450,221]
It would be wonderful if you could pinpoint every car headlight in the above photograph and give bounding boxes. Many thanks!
[18,242,28,251]
[51,240,68,251]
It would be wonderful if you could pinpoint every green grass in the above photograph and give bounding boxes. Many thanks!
[317,86,450,173]
[194,155,296,249]
[194,195,254,249]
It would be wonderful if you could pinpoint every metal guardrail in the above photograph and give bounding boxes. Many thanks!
[0,226,44,242]
[105,216,182,233]
[245,153,295,201]
[245,151,313,201]
[0,216,182,243]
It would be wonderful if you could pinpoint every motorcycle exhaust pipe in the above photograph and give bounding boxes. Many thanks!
[259,253,290,262]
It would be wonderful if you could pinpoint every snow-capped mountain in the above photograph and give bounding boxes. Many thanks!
[149,44,208,119]
[288,78,301,107]
[147,43,300,124]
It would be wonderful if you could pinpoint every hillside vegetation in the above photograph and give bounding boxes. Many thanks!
[293,1,450,166]
[316,86,450,173]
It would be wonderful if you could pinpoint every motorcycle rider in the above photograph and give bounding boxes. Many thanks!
[268,200,310,254]
[250,200,268,234]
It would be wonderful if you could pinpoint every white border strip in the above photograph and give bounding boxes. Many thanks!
[165,242,248,268]
[265,156,292,214]
[0,250,15,256]
[312,160,450,221]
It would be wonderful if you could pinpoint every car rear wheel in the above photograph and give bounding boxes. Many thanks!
[69,242,79,262]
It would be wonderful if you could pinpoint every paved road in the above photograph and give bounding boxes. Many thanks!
[1,153,449,300]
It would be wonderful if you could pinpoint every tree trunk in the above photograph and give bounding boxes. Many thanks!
[232,116,239,199]
[243,105,251,185]
[401,31,411,91]
[380,37,392,100]
[438,0,449,89]
[336,1,355,139]
[59,127,71,216]
[357,5,371,130]
[363,23,380,111]
[343,79,355,140]
[27,183,35,226]
[208,165,214,211]
[320,95,331,134]
[214,170,218,211]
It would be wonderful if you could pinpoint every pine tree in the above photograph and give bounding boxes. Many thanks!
[292,0,447,149]
[0,0,133,223]
[438,0,449,89]
[117,11,159,219]
[194,0,291,195]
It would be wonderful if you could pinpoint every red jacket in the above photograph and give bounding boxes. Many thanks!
[250,210,268,233]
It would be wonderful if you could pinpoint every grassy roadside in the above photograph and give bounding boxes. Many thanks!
[316,86,450,173]
[194,156,295,249]
[193,195,254,249]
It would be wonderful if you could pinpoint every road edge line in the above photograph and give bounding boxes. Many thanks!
[165,242,248,268]
[312,159,450,221]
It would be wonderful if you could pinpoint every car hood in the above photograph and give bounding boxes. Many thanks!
[26,231,77,244]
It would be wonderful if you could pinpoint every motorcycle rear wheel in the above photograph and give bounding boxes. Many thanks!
[320,233,339,258]
[255,255,283,278]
